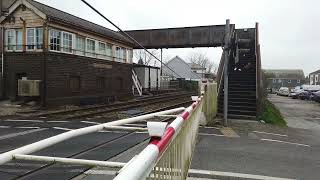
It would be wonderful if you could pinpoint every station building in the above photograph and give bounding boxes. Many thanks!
[0,0,135,105]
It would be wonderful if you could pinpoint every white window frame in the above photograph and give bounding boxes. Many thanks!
[26,27,43,51]
[5,29,23,52]
[123,47,127,62]
[86,38,96,57]
[115,46,126,63]
[297,79,300,84]
[98,41,107,59]
[62,32,73,54]
[76,36,86,56]
[316,75,319,83]
[49,28,61,52]
[288,79,291,83]
[106,43,112,59]
[127,49,133,63]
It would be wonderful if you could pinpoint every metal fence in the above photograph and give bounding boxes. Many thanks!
[115,82,217,180]
[148,99,203,179]
[114,97,202,180]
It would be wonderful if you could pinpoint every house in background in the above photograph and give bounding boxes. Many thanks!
[162,56,200,80]
[309,69,320,85]
[265,69,305,90]
[188,63,206,79]
[0,0,134,105]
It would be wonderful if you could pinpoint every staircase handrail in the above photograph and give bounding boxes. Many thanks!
[216,51,225,95]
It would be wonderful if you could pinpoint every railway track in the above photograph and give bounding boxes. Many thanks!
[4,100,192,180]
[30,91,195,120]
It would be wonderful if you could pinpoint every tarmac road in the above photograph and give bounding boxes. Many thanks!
[190,94,320,180]
[0,118,149,180]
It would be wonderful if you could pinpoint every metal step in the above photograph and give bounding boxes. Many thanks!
[217,113,256,120]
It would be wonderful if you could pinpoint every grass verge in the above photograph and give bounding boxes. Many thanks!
[258,99,287,127]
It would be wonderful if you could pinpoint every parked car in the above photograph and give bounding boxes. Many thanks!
[277,87,290,96]
[289,86,303,99]
[298,85,320,100]
[298,90,311,100]
[313,91,320,103]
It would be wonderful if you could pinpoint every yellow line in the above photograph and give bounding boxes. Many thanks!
[220,127,240,138]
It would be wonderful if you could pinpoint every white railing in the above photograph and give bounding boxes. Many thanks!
[132,69,143,96]
[115,96,203,180]
[0,108,184,165]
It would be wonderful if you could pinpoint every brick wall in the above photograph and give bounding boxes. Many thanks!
[4,52,133,105]
[4,53,43,100]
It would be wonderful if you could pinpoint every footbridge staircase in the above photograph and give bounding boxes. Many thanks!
[125,21,262,122]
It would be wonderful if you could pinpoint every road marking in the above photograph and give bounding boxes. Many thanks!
[99,130,128,133]
[4,119,42,123]
[0,128,47,140]
[47,120,69,123]
[0,126,10,128]
[200,126,220,130]
[81,121,100,125]
[134,131,148,134]
[4,119,43,122]
[124,123,146,127]
[84,168,295,180]
[15,126,41,129]
[188,169,296,180]
[85,169,116,175]
[220,127,240,138]
[198,133,225,137]
[253,131,288,137]
[53,127,74,131]
[187,177,219,180]
[261,138,310,147]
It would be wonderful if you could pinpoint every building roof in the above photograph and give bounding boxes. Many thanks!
[188,63,206,70]
[3,0,133,45]
[264,69,305,79]
[310,69,320,75]
[163,56,200,79]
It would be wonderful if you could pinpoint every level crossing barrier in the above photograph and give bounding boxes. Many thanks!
[0,83,217,180]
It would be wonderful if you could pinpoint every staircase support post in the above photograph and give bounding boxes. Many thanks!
[223,19,230,126]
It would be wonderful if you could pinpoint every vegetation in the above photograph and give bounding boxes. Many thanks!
[258,99,287,127]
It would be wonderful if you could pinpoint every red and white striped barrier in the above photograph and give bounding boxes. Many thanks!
[115,96,203,180]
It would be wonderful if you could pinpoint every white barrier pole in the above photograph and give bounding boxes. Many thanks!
[0,107,185,165]
[115,98,202,180]
[14,154,126,168]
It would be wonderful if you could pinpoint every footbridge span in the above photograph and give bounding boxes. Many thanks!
[125,21,262,122]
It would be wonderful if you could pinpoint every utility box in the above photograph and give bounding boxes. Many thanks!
[18,80,41,96]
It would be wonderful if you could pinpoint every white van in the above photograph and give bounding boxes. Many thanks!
[277,87,290,96]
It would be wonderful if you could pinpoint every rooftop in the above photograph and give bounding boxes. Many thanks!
[264,69,305,79]
[4,0,133,45]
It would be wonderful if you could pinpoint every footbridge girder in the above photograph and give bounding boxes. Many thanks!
[125,24,235,49]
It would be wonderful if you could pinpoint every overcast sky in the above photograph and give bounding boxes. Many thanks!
[37,0,320,75]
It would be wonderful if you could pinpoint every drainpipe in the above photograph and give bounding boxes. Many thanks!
[1,25,4,98]
[1,25,4,77]
[41,22,47,107]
